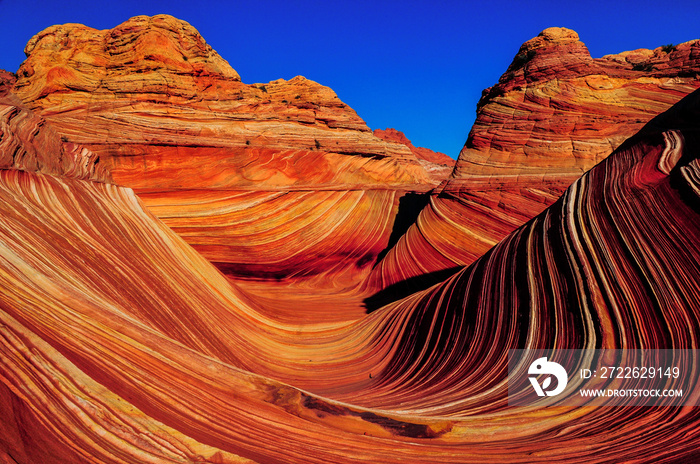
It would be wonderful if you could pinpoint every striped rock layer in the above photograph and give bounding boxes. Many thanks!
[11,14,451,300]
[13,14,433,189]
[373,128,455,182]
[0,74,107,183]
[3,17,700,463]
[3,68,700,464]
[369,27,700,289]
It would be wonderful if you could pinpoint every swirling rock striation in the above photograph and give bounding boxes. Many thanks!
[369,28,700,290]
[3,73,700,464]
[4,16,700,464]
[10,15,451,296]
[0,77,108,183]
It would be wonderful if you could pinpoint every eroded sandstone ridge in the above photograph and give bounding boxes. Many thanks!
[3,56,700,464]
[4,16,700,464]
[0,73,108,182]
[11,15,448,306]
[14,14,432,189]
[458,26,700,178]
[374,127,455,181]
[369,27,700,288]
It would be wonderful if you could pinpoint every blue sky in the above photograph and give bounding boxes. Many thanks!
[1,0,699,158]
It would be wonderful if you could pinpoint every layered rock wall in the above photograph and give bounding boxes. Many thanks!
[13,15,433,189]
[0,75,108,182]
[10,15,446,291]
[3,71,700,464]
[369,28,700,290]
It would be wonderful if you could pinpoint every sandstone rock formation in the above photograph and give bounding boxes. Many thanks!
[3,54,700,463]
[10,14,450,302]
[456,27,700,179]
[369,27,700,289]
[0,76,108,183]
[0,70,16,95]
[13,15,432,189]
[374,128,454,166]
[373,128,455,181]
[5,15,700,464]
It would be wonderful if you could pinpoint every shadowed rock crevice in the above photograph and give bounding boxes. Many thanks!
[364,267,462,313]
[374,191,432,266]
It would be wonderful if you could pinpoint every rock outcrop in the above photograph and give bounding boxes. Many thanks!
[456,27,700,179]
[13,15,432,189]
[369,28,700,289]
[374,128,455,181]
[0,75,108,183]
[3,51,700,462]
[10,15,447,295]
[0,70,16,96]
[373,128,454,166]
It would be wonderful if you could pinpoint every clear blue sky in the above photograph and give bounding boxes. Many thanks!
[1,0,699,158]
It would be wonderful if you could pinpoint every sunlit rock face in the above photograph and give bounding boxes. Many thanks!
[457,27,700,179]
[4,16,700,464]
[0,70,16,93]
[369,28,700,289]
[0,77,108,183]
[3,50,700,462]
[13,14,431,187]
[373,128,455,182]
[11,14,451,299]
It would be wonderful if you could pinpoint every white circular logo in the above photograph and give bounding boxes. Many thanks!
[528,357,568,396]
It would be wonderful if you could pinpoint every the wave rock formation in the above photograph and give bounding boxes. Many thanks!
[1,15,700,464]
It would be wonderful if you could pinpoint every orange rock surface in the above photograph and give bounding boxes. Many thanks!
[13,15,431,188]
[370,27,700,289]
[11,15,447,299]
[0,77,108,183]
[5,16,700,464]
[0,70,15,92]
[374,128,455,181]
[456,27,700,179]
[3,66,700,464]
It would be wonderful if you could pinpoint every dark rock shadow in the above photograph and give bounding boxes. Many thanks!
[374,191,432,266]
[363,266,463,314]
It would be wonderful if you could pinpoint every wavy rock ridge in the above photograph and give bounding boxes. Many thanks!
[0,76,108,183]
[4,72,700,464]
[370,27,700,289]
[14,14,432,188]
[3,16,700,464]
[11,15,452,303]
[458,26,700,179]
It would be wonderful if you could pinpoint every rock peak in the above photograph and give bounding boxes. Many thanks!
[538,27,580,44]
[16,14,239,102]
[459,31,700,187]
[12,14,435,190]
[497,26,592,87]
[516,26,586,56]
